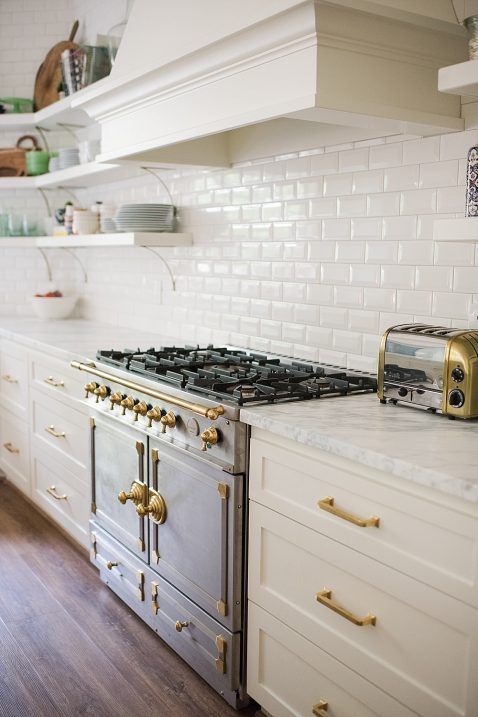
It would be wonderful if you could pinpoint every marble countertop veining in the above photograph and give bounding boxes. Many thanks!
[240,395,478,504]
[0,317,181,363]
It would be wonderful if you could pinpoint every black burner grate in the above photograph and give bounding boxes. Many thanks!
[96,346,377,405]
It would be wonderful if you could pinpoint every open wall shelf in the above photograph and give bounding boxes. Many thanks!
[0,232,192,249]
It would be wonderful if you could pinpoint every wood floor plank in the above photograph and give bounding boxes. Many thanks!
[0,617,63,717]
[0,482,256,717]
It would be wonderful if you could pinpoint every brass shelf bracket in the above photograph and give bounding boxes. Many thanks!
[141,246,176,291]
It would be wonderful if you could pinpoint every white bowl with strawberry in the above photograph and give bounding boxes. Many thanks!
[31,291,78,320]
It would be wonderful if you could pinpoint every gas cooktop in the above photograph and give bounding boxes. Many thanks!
[96,346,377,406]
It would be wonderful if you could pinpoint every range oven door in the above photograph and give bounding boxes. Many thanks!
[90,413,148,562]
[147,437,244,633]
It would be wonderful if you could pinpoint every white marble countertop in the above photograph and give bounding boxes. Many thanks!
[241,395,478,504]
[0,317,180,363]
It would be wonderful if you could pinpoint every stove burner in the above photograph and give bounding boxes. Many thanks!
[96,346,377,405]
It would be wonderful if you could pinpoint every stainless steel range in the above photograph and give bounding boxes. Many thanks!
[71,346,376,708]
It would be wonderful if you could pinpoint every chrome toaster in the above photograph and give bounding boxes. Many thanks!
[378,324,478,419]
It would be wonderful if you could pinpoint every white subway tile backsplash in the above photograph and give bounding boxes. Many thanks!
[400,188,436,215]
[5,8,476,373]
[419,160,458,189]
[384,165,419,192]
[337,194,366,218]
[436,186,465,214]
[402,136,440,165]
[369,142,402,169]
[415,266,453,292]
[323,173,353,196]
[338,148,369,172]
[367,192,400,217]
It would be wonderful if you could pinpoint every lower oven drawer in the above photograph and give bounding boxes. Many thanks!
[90,522,245,709]
[90,522,149,612]
[144,568,243,707]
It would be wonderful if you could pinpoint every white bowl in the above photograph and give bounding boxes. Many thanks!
[31,295,78,321]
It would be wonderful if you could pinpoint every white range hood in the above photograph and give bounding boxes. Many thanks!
[74,0,467,167]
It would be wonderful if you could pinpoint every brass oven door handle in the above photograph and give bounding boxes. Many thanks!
[312,701,328,716]
[316,589,376,626]
[44,376,65,388]
[45,425,66,439]
[3,442,19,454]
[318,496,380,528]
[46,485,68,501]
[1,374,18,383]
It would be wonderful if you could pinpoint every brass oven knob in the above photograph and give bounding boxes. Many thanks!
[84,381,99,398]
[147,406,163,427]
[175,620,190,632]
[133,401,149,421]
[118,481,144,506]
[94,384,110,403]
[160,410,176,434]
[136,488,167,524]
[201,427,218,452]
[121,395,137,415]
[109,391,125,410]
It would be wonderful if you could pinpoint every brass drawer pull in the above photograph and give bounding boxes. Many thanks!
[3,442,19,454]
[46,485,68,501]
[175,620,189,632]
[45,425,66,439]
[1,374,18,383]
[313,701,328,716]
[44,376,65,388]
[106,561,118,570]
[316,589,376,626]
[318,496,379,528]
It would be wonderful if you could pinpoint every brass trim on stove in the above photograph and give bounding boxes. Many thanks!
[70,361,225,420]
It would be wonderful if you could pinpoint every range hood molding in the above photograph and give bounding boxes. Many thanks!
[73,0,467,167]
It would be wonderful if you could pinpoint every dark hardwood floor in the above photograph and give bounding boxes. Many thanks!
[0,480,257,717]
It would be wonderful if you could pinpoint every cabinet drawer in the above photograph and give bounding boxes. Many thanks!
[90,522,244,709]
[29,351,86,408]
[249,502,478,717]
[248,602,417,717]
[31,388,88,481]
[250,433,478,607]
[32,451,89,547]
[0,413,29,495]
[0,344,28,419]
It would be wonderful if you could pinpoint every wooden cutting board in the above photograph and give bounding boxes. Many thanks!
[33,20,80,111]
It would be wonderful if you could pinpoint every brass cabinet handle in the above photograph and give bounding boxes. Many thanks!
[312,701,328,716]
[44,376,65,388]
[1,374,18,383]
[175,620,189,632]
[3,442,19,454]
[318,496,380,528]
[316,589,376,626]
[45,425,66,439]
[46,485,68,501]
[136,488,167,524]
[106,561,118,570]
[118,481,145,506]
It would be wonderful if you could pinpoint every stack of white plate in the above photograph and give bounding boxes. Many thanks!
[59,148,80,170]
[114,203,176,232]
[100,217,117,233]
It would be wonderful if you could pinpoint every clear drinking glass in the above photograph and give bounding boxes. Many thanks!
[7,213,22,236]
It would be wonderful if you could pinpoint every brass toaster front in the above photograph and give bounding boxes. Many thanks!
[378,324,478,419]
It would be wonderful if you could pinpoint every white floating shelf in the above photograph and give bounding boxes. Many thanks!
[0,87,93,131]
[433,217,478,242]
[0,233,191,249]
[438,59,478,97]
[0,162,146,190]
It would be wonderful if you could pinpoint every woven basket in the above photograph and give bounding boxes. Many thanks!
[0,135,39,177]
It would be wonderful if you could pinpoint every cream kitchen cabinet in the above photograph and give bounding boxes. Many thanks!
[248,428,478,717]
[0,340,90,548]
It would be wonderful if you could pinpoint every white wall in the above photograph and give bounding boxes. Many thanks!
[0,1,477,373]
